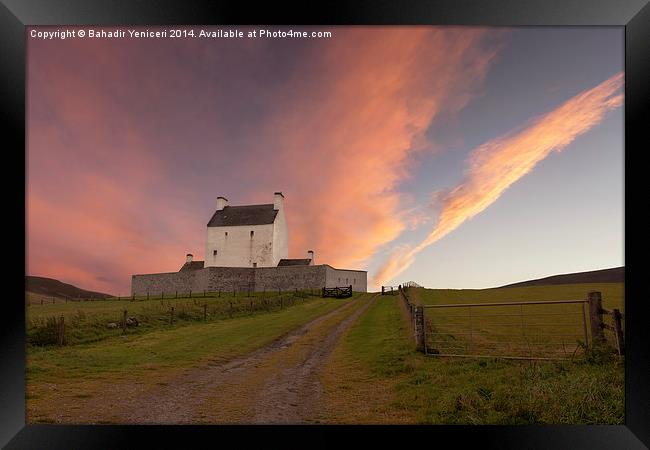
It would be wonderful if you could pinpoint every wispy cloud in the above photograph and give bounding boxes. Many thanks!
[373,72,624,286]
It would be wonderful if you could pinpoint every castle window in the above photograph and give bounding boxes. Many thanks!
[253,262,257,268]
[250,230,254,238]
[213,250,218,256]
[225,232,228,237]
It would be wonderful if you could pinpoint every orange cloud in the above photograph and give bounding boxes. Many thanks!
[258,27,506,269]
[373,72,624,286]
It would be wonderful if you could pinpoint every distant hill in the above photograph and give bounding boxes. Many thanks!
[499,267,624,288]
[26,276,113,299]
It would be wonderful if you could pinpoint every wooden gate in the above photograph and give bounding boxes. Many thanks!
[322,285,352,298]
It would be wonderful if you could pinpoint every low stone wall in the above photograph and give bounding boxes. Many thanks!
[257,265,327,291]
[131,270,207,296]
[205,267,256,292]
[131,264,367,295]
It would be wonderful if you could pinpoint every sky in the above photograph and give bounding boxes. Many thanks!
[26,26,624,294]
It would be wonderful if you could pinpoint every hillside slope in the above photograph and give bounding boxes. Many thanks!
[499,267,624,288]
[26,276,112,299]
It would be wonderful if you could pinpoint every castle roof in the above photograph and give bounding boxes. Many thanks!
[277,259,312,266]
[179,261,205,271]
[207,204,278,227]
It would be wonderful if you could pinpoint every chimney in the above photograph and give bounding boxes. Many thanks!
[186,253,193,263]
[274,192,284,211]
[216,196,228,211]
[307,250,314,265]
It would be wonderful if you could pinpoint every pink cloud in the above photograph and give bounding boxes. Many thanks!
[26,27,506,293]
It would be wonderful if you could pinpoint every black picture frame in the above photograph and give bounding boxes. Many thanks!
[2,0,648,448]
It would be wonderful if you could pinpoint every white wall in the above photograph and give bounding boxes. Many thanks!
[272,207,288,266]
[205,223,275,267]
[324,266,367,292]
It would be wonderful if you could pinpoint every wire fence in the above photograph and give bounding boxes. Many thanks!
[26,287,323,305]
[26,288,326,347]
[599,306,625,356]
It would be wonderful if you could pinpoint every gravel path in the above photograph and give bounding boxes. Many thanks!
[105,294,377,424]
[250,293,377,423]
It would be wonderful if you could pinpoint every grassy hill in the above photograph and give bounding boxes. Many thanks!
[498,267,624,288]
[26,276,113,300]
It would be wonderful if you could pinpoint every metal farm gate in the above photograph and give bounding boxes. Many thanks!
[423,299,590,360]
[401,288,624,361]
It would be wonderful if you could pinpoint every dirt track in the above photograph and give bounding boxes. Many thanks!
[100,293,377,424]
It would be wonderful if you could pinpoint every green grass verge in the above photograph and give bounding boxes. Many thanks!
[325,294,623,424]
[27,290,322,347]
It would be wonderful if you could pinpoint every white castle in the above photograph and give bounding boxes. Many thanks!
[132,192,367,294]
[184,192,315,269]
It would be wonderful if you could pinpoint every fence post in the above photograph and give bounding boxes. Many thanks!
[250,299,253,315]
[122,310,127,334]
[613,308,625,355]
[588,291,605,347]
[280,296,283,309]
[218,289,221,298]
[57,315,65,346]
[414,306,425,353]
[61,315,66,345]
[147,291,149,301]
[170,306,174,325]
[229,301,233,318]
[204,303,207,321]
[189,290,192,298]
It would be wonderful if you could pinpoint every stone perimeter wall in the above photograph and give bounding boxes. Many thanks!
[131,265,367,295]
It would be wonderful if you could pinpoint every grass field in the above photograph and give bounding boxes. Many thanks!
[26,294,358,379]
[27,294,359,422]
[27,283,624,424]
[26,290,322,347]
[321,287,624,424]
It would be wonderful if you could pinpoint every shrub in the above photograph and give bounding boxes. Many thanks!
[27,317,58,346]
